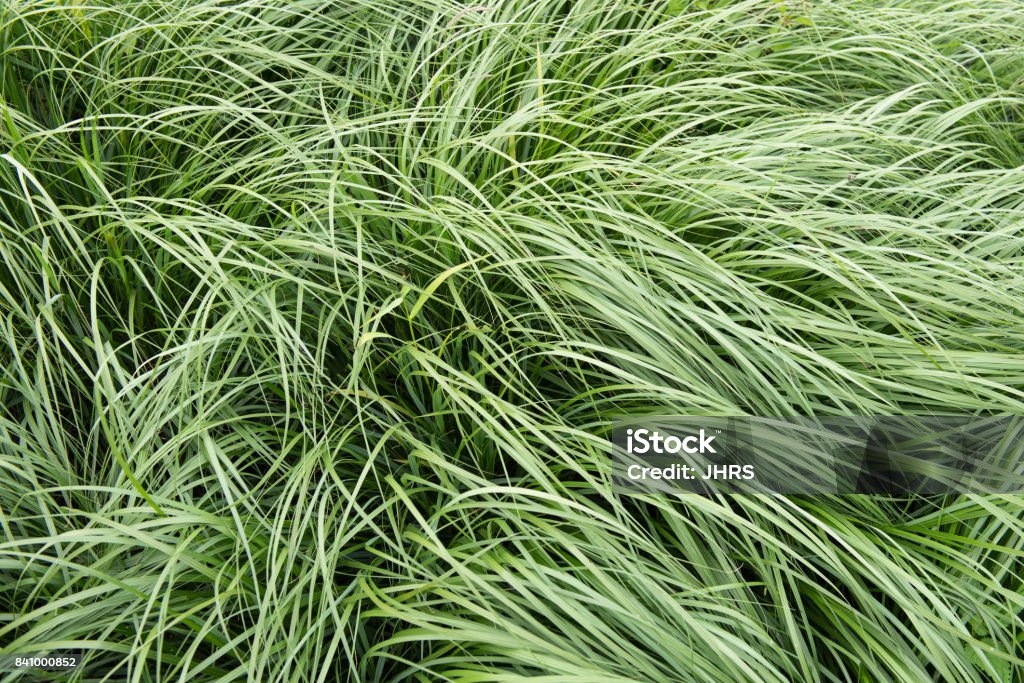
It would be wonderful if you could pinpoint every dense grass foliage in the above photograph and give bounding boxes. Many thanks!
[2,0,1024,680]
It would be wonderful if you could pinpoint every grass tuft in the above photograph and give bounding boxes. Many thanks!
[2,0,1024,680]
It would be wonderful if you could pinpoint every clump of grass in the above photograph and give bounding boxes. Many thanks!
[2,0,1024,680]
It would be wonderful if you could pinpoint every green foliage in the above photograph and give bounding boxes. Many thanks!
[2,0,1024,681]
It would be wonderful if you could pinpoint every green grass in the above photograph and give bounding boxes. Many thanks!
[2,0,1024,680]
